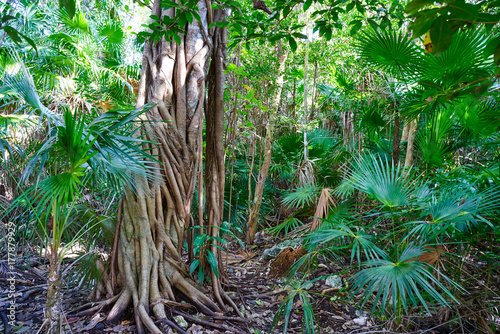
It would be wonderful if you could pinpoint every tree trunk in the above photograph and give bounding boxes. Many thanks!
[404,116,419,168]
[392,111,401,163]
[205,7,237,311]
[246,46,288,245]
[308,62,318,121]
[341,108,354,147]
[45,246,62,334]
[401,122,410,143]
[94,1,231,332]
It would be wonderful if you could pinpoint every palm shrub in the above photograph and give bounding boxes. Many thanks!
[267,129,343,236]
[329,153,500,324]
[271,278,320,334]
[350,245,460,318]
[303,154,448,322]
[2,56,156,333]
[13,107,156,333]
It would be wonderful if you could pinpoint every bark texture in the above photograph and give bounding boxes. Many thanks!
[404,117,419,168]
[45,248,62,334]
[205,7,236,311]
[94,1,231,332]
[392,112,401,163]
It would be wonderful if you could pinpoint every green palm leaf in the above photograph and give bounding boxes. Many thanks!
[282,184,320,209]
[416,108,455,168]
[0,49,62,125]
[356,29,423,78]
[408,183,500,239]
[421,30,492,90]
[350,245,461,314]
[306,223,385,264]
[340,153,419,208]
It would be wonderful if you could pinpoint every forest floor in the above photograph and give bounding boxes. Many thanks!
[0,232,492,334]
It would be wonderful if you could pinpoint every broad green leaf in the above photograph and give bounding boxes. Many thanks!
[409,14,434,38]
[162,0,179,7]
[292,32,308,39]
[225,0,241,7]
[59,0,76,19]
[430,16,453,54]
[355,1,365,14]
[190,259,200,274]
[484,36,500,58]
[207,250,219,278]
[367,18,378,31]
[172,33,181,45]
[350,21,362,36]
[198,266,204,285]
[448,2,478,21]
[288,36,297,52]
[304,0,313,11]
[4,26,22,44]
[405,0,434,15]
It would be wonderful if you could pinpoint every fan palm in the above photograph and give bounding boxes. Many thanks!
[356,29,423,80]
[349,244,461,316]
[282,184,320,209]
[340,153,418,208]
[2,50,157,332]
[416,107,455,168]
[407,183,500,241]
[420,30,493,93]
[307,222,385,265]
[271,278,319,334]
[11,106,157,333]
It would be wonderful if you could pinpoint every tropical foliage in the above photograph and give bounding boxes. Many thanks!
[1,0,500,333]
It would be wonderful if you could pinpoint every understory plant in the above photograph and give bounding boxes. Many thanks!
[3,56,155,332]
[297,153,500,329]
[271,278,321,334]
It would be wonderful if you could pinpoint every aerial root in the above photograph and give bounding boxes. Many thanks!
[69,293,122,318]
[170,309,249,333]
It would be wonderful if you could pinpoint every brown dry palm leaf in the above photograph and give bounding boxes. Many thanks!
[269,247,307,277]
[311,188,337,231]
[416,245,445,266]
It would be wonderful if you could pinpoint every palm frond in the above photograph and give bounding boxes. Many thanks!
[356,29,423,79]
[408,183,500,240]
[306,223,385,264]
[421,30,492,89]
[416,107,455,168]
[349,245,461,315]
[268,217,303,236]
[282,184,320,209]
[0,49,62,125]
[342,153,419,208]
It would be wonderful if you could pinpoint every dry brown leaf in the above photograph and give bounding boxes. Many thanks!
[311,188,337,230]
[269,247,307,277]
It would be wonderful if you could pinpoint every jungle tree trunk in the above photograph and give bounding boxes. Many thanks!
[392,111,401,163]
[45,246,62,334]
[205,7,237,310]
[404,117,419,168]
[95,1,231,332]
[341,108,354,147]
[246,46,288,244]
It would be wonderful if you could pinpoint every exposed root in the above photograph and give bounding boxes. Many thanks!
[89,1,241,331]
[70,294,121,317]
